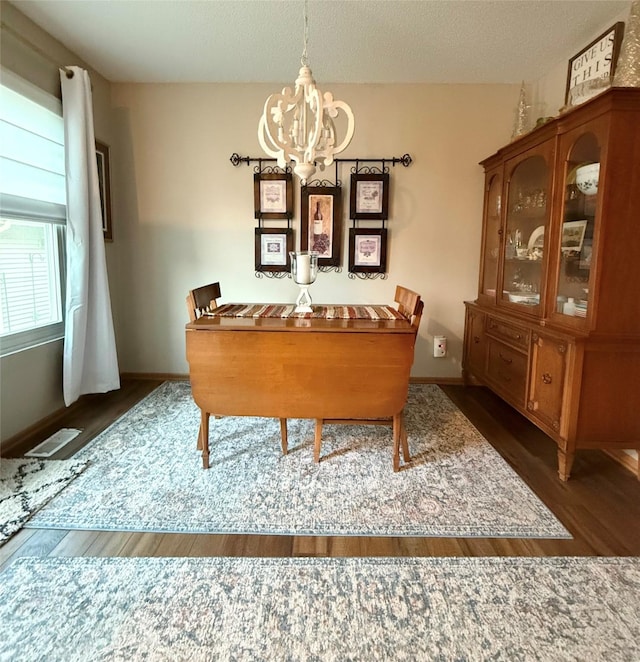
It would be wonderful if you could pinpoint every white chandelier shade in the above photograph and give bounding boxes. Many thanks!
[257,4,355,184]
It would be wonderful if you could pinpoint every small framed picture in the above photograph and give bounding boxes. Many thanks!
[350,173,389,220]
[565,22,624,107]
[348,228,388,273]
[561,220,588,252]
[255,228,293,272]
[254,173,293,219]
[95,140,113,241]
[300,186,342,267]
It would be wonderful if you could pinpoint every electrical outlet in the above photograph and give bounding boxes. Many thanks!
[433,335,447,357]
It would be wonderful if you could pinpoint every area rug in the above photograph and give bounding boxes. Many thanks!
[1,555,638,661]
[27,382,569,538]
[0,458,88,546]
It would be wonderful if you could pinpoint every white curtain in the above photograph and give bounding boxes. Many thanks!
[60,66,119,406]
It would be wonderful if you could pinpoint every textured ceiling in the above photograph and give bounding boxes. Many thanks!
[10,0,630,84]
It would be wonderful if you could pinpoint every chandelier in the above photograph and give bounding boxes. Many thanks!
[258,1,355,184]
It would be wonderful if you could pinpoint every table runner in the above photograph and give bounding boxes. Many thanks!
[206,303,406,320]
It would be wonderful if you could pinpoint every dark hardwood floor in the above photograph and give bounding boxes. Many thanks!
[2,378,639,572]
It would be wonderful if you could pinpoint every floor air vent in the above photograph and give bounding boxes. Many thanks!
[25,428,82,458]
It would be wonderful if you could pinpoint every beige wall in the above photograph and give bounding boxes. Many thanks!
[110,82,517,378]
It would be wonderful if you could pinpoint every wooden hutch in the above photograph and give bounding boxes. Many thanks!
[463,88,640,481]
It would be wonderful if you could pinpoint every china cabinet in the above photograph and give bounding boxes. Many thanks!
[463,88,640,480]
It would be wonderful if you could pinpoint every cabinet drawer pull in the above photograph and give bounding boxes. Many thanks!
[473,336,481,344]
[542,373,552,384]
[499,352,513,364]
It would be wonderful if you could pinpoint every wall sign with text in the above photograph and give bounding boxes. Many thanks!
[565,22,624,107]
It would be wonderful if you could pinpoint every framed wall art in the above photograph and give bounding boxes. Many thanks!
[348,228,388,274]
[565,22,624,107]
[350,173,389,220]
[254,173,293,219]
[254,228,293,272]
[95,140,113,241]
[300,186,342,267]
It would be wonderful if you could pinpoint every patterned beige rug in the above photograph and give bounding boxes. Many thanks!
[27,382,569,538]
[1,555,638,660]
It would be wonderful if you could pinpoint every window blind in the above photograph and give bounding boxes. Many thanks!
[0,71,67,355]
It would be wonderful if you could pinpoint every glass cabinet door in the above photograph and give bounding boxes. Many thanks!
[479,169,502,301]
[552,132,600,324]
[500,149,551,311]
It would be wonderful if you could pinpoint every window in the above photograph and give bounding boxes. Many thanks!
[0,71,66,356]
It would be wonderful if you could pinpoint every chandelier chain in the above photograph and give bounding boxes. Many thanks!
[301,0,309,67]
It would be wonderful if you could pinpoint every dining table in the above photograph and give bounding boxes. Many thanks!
[185,302,419,470]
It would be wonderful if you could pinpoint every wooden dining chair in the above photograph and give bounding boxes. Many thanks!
[186,281,222,322]
[394,284,424,329]
[186,281,289,460]
[313,285,423,472]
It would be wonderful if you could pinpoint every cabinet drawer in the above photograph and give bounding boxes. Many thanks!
[486,339,528,405]
[486,316,529,350]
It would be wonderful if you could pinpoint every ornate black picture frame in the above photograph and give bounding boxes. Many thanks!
[348,228,388,274]
[300,186,342,268]
[350,173,389,220]
[254,173,293,220]
[254,228,293,272]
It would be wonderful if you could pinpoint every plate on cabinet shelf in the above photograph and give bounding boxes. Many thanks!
[527,226,545,250]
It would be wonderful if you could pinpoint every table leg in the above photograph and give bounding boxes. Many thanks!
[314,419,323,463]
[200,409,210,469]
[400,412,410,463]
[280,418,288,455]
[393,413,401,472]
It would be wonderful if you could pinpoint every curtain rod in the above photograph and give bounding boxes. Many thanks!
[1,20,75,77]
